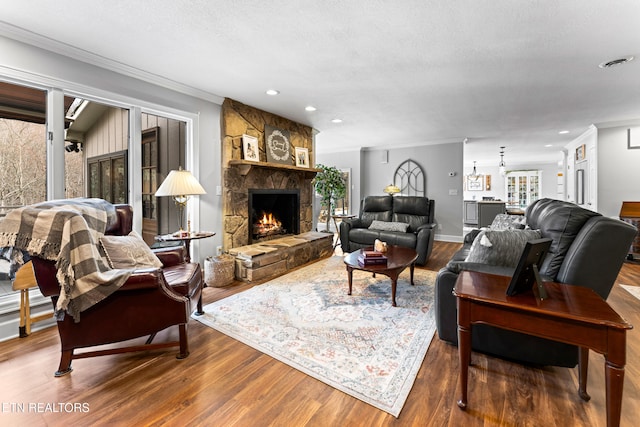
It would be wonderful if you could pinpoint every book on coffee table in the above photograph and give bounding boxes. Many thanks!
[358,251,388,266]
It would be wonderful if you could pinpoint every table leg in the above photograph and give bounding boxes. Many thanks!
[409,262,415,286]
[347,266,353,296]
[578,347,591,401]
[391,278,397,307]
[605,329,627,427]
[457,319,471,409]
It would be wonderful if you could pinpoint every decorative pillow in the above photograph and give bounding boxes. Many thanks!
[490,213,527,230]
[100,231,163,269]
[368,220,409,232]
[465,229,542,267]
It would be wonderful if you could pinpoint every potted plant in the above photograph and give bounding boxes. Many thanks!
[314,164,347,232]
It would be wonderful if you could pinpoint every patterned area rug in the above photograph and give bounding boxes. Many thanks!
[194,256,437,417]
[621,284,640,301]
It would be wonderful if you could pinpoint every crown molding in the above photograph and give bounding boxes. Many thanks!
[0,21,224,105]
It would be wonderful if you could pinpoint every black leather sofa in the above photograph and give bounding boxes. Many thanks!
[339,195,436,265]
[435,198,637,367]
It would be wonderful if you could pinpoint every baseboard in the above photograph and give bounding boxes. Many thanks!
[435,234,464,243]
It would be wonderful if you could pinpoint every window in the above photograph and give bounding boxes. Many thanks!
[87,151,128,203]
[142,127,158,220]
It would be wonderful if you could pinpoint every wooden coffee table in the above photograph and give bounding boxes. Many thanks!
[343,245,418,306]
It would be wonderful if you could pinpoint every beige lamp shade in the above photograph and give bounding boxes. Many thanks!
[383,184,401,195]
[155,167,206,198]
[155,167,206,232]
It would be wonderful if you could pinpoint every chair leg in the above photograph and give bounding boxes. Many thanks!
[176,324,189,359]
[54,350,74,377]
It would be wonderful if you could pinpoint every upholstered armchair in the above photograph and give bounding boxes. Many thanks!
[30,204,203,376]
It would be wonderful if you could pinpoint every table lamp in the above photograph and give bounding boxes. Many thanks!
[155,166,206,234]
[383,184,401,196]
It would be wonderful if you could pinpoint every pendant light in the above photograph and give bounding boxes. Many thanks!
[470,161,478,178]
[498,146,506,177]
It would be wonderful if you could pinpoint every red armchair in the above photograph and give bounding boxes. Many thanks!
[31,204,203,377]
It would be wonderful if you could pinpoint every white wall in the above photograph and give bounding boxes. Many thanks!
[597,123,640,217]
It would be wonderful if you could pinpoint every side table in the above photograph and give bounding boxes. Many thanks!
[155,231,215,315]
[331,214,356,249]
[454,270,632,427]
[154,231,215,263]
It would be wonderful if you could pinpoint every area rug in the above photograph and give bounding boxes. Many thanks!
[193,256,437,417]
[620,284,640,302]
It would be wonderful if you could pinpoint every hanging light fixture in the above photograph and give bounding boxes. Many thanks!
[470,161,478,178]
[498,146,506,177]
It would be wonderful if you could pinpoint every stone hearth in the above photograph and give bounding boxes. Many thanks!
[229,232,333,282]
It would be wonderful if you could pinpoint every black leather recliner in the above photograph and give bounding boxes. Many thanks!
[339,195,436,265]
[435,198,637,367]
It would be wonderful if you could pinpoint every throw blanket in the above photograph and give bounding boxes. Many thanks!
[0,198,132,322]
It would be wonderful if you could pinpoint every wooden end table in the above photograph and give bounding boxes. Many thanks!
[454,270,632,427]
[343,245,418,306]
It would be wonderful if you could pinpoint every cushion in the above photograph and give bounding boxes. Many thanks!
[100,231,163,269]
[490,213,526,230]
[368,220,409,232]
[465,229,542,267]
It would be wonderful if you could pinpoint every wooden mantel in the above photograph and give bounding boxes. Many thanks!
[228,159,320,178]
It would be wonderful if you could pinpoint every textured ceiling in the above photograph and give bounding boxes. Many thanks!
[2,0,639,164]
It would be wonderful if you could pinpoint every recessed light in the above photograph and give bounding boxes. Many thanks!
[331,118,343,123]
[558,130,570,134]
[305,106,317,112]
[545,144,553,147]
[598,56,634,69]
[266,89,280,96]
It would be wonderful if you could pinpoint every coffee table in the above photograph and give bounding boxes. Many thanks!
[343,245,418,306]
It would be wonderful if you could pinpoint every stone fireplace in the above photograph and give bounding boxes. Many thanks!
[221,98,317,250]
[220,99,333,282]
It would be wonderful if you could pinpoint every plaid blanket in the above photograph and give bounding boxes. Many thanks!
[0,198,132,322]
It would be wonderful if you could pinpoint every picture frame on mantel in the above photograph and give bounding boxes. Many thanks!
[242,134,259,162]
[265,125,292,165]
[295,147,309,168]
[628,127,640,149]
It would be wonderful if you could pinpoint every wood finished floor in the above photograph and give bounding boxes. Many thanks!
[1,241,639,426]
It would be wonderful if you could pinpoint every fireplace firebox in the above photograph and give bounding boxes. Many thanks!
[248,189,300,244]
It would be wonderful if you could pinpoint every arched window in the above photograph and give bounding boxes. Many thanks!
[394,159,425,196]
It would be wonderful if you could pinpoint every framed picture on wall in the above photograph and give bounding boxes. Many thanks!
[575,144,586,161]
[265,125,292,165]
[465,174,485,191]
[294,147,309,167]
[242,134,259,162]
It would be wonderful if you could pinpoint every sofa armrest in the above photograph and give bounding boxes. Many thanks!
[416,222,436,232]
[152,246,186,267]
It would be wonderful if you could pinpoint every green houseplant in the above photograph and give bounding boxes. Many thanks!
[314,163,347,232]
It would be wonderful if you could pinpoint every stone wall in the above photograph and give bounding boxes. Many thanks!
[221,98,315,250]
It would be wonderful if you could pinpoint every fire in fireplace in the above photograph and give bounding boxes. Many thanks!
[248,189,300,243]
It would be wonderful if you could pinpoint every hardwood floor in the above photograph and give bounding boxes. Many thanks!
[1,241,639,426]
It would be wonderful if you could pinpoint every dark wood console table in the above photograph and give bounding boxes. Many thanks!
[454,271,632,427]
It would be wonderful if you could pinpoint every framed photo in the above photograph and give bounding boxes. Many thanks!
[465,174,485,191]
[628,127,640,149]
[575,144,586,162]
[242,134,259,162]
[265,125,292,165]
[294,147,309,168]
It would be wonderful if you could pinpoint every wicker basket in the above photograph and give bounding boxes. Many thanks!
[204,255,235,287]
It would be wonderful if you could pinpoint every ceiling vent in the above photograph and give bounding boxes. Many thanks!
[599,56,634,69]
